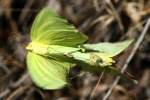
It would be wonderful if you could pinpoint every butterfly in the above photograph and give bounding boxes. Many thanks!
[26,7,133,89]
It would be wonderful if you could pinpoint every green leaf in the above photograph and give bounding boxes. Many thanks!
[31,7,88,47]
[27,52,73,89]
[83,39,133,57]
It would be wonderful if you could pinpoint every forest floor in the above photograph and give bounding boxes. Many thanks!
[0,0,150,100]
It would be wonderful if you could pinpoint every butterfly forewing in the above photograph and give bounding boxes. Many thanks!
[31,7,88,47]
[83,40,133,57]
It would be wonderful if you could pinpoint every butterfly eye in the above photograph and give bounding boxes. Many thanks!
[96,58,103,65]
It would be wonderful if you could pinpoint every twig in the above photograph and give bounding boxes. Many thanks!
[105,0,124,31]
[0,8,39,12]
[6,85,30,100]
[0,72,30,99]
[0,88,10,99]
[19,0,34,22]
[93,0,100,12]
[0,56,10,74]
[10,73,29,88]
[90,71,105,100]
[102,17,150,100]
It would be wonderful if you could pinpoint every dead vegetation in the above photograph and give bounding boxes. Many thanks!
[0,0,150,100]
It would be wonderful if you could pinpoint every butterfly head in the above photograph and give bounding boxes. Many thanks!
[89,53,115,67]
[26,42,48,55]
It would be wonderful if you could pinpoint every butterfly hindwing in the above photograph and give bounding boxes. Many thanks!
[27,52,72,89]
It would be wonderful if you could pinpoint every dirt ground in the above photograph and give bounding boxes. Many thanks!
[0,0,150,100]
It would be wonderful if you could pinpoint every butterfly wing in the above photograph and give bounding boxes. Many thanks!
[27,52,72,89]
[83,40,133,57]
[31,7,88,47]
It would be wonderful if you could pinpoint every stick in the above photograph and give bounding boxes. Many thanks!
[102,17,150,100]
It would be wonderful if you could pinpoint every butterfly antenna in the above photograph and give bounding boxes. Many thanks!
[89,71,105,100]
